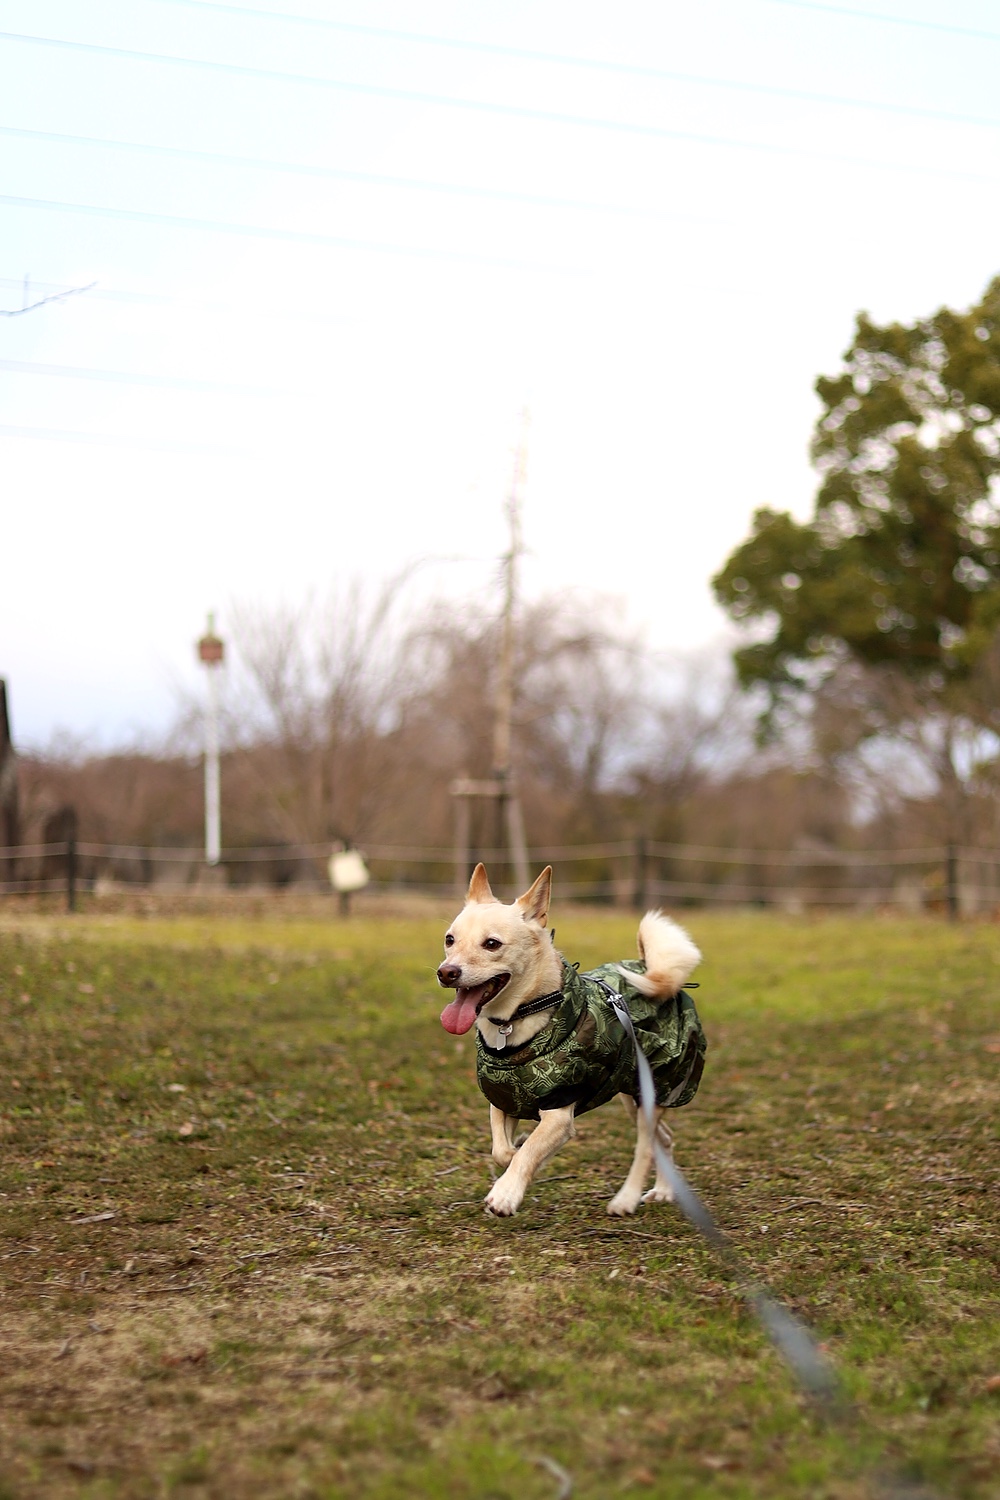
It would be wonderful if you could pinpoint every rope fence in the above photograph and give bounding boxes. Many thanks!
[0,834,992,917]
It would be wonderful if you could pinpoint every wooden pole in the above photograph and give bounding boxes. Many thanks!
[946,843,958,922]
[454,786,471,901]
[634,835,648,912]
[448,417,532,898]
[505,791,530,893]
[66,834,77,914]
[493,416,530,893]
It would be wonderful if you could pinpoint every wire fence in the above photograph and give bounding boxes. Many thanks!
[1,835,994,916]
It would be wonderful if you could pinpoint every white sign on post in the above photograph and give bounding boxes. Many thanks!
[328,849,369,893]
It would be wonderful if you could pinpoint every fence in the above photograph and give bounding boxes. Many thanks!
[0,836,993,917]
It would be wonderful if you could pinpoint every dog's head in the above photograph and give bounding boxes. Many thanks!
[437,864,557,1034]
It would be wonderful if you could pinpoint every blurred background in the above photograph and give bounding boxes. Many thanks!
[3,0,1000,908]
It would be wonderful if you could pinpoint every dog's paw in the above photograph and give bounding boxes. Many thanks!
[641,1185,674,1205]
[606,1190,641,1217]
[484,1175,524,1218]
[491,1147,516,1169]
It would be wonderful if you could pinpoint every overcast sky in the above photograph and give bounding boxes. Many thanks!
[2,0,1000,748]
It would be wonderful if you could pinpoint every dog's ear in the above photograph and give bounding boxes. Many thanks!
[466,863,496,904]
[516,866,552,926]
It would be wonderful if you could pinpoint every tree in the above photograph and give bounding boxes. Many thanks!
[623,653,756,841]
[216,585,652,853]
[405,593,644,844]
[224,576,413,848]
[714,275,1000,721]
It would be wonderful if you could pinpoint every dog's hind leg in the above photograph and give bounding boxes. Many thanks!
[642,1118,675,1205]
[617,1093,638,1124]
[607,1093,665,1216]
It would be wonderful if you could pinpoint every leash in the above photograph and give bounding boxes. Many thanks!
[594,978,840,1405]
[594,977,945,1499]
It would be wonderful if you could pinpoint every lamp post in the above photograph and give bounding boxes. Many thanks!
[197,614,224,866]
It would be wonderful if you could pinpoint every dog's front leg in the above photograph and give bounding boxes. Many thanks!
[490,1105,520,1169]
[484,1105,575,1217]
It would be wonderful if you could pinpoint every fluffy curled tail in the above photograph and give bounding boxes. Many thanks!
[615,910,701,1000]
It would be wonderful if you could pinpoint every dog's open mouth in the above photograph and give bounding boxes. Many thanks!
[439,973,510,1035]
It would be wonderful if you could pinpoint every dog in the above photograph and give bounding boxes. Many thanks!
[438,863,705,1218]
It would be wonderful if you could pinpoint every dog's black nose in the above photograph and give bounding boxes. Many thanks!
[437,963,462,987]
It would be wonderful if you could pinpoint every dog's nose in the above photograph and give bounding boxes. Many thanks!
[437,963,462,987]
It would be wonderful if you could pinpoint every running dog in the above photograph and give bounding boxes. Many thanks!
[437,864,705,1217]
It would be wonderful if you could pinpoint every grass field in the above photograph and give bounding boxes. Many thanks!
[0,903,997,1499]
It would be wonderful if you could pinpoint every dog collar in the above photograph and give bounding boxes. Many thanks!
[483,987,563,1050]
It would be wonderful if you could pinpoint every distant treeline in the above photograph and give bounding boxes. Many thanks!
[15,584,995,872]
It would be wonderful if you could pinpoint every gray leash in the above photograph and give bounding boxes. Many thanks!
[598,979,945,1499]
[596,980,840,1406]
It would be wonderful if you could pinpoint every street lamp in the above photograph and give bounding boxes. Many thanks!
[196,613,225,867]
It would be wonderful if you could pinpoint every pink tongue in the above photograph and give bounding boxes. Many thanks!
[440,991,482,1034]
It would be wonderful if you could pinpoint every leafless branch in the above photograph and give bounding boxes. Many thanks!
[0,281,97,317]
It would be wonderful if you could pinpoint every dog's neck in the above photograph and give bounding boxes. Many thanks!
[476,946,564,1051]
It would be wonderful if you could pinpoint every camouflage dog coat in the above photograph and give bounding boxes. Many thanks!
[475,960,706,1122]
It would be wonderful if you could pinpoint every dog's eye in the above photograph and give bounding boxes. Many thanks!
[444,933,455,947]
[483,937,502,951]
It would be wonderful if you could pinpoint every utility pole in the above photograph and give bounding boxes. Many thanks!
[197,614,225,866]
[494,413,530,891]
[450,413,532,896]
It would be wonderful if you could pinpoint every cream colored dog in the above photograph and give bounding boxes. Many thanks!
[437,864,702,1218]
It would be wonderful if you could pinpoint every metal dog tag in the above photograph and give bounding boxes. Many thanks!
[494,1022,513,1050]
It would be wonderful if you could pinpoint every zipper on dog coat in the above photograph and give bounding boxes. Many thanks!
[475,960,706,1121]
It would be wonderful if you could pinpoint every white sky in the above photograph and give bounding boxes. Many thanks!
[2,0,1000,747]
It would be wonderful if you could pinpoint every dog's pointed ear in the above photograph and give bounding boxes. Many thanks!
[516,866,552,926]
[466,863,495,904]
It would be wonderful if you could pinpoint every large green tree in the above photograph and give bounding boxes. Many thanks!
[714,276,1000,728]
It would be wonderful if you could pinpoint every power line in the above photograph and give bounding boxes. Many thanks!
[0,193,577,275]
[767,0,1000,44]
[0,422,238,455]
[1,134,994,244]
[0,357,290,396]
[146,0,1000,106]
[0,125,723,226]
[3,113,996,219]
[3,27,1000,143]
[0,274,381,332]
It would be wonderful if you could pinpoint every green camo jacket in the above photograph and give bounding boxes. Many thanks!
[474,960,706,1122]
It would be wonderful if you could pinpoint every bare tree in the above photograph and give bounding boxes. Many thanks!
[402,592,648,845]
[0,278,95,317]
[224,574,415,846]
[39,576,998,884]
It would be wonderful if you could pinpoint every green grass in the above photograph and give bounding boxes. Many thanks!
[0,906,997,1498]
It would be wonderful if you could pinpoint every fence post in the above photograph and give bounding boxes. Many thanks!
[453,791,471,901]
[634,836,648,912]
[66,835,77,913]
[946,843,958,922]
